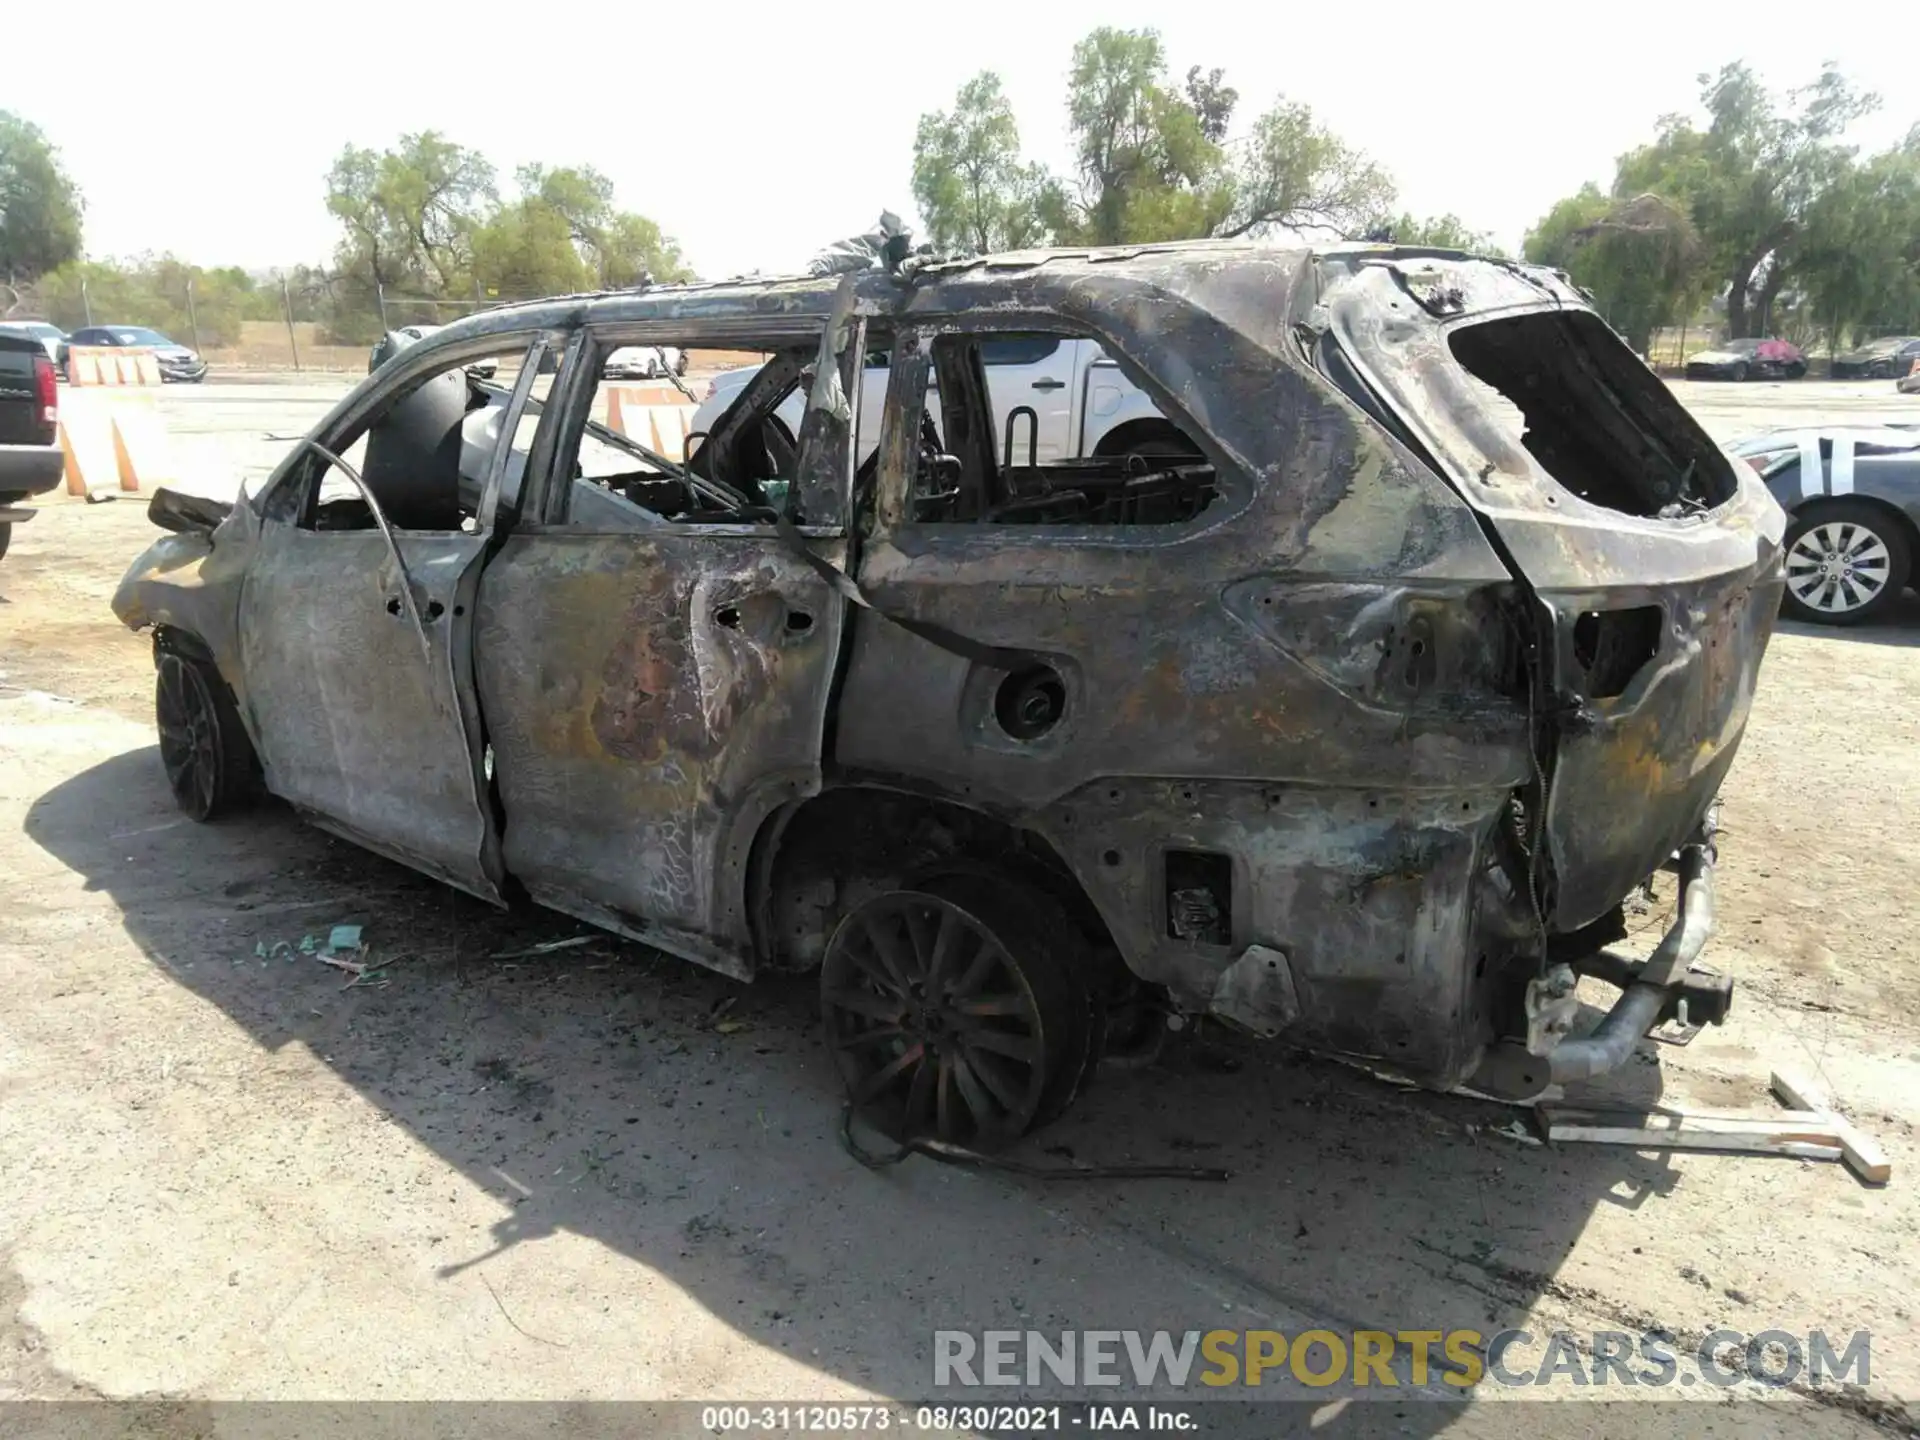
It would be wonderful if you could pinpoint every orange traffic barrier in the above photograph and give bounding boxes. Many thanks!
[58,403,117,496]
[110,403,174,491]
[57,389,172,495]
[606,384,698,461]
[66,346,162,388]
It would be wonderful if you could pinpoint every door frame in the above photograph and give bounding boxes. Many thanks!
[237,329,564,903]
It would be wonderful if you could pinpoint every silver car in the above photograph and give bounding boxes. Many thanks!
[1729,425,1920,624]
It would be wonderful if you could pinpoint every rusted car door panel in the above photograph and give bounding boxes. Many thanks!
[474,531,847,974]
[237,524,505,903]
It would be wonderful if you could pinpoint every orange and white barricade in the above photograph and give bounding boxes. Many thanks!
[606,384,699,462]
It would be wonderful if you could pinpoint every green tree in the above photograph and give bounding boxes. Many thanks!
[1364,212,1499,251]
[323,137,689,340]
[911,73,1059,254]
[1063,28,1231,244]
[1524,188,1710,353]
[1218,101,1393,239]
[511,164,691,286]
[0,112,84,303]
[36,254,262,346]
[1796,129,1920,347]
[1619,63,1876,336]
[1049,28,1393,245]
[325,132,497,304]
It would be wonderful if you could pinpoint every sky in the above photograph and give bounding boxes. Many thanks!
[10,1,1920,282]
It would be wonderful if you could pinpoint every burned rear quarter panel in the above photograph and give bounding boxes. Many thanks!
[833,252,1538,1086]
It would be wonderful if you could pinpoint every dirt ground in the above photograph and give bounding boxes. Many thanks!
[0,378,1917,1434]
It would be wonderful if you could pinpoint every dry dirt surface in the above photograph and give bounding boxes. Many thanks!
[0,379,1916,1437]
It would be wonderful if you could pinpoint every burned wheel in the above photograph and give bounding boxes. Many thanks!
[155,650,256,821]
[821,878,1088,1150]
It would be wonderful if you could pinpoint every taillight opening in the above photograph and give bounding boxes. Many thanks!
[32,355,58,426]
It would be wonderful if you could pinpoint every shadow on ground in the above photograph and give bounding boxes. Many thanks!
[24,746,1702,1436]
[1775,591,1920,647]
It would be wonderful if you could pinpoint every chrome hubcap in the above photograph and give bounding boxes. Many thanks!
[1786,522,1891,613]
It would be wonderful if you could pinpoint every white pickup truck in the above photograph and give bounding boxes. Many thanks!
[688,334,1194,465]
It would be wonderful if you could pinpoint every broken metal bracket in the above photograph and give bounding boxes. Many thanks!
[1207,944,1299,1039]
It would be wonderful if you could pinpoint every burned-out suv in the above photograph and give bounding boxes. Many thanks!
[112,242,1785,1145]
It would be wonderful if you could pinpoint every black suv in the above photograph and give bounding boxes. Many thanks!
[0,330,64,559]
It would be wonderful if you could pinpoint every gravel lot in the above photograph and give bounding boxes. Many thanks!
[1,375,1916,1435]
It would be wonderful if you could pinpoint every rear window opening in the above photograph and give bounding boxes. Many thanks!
[907,330,1218,528]
[1447,311,1736,518]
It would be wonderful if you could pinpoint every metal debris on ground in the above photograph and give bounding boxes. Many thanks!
[1537,1068,1891,1186]
[490,935,596,960]
[838,1107,1231,1183]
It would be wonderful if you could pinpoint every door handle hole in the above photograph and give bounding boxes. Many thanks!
[385,596,401,615]
[426,600,445,620]
[715,605,741,630]
[785,610,814,635]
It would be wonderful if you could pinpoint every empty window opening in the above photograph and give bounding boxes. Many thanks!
[1447,311,1736,518]
[903,330,1217,527]
[1165,850,1233,946]
[282,344,557,533]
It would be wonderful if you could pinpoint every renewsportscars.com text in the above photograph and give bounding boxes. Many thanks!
[933,1327,1870,1392]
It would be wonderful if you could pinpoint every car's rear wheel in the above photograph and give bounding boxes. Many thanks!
[821,874,1091,1150]
[1781,501,1911,626]
[1730,361,1750,382]
[155,650,258,820]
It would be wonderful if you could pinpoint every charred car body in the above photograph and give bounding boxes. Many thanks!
[113,242,1785,1144]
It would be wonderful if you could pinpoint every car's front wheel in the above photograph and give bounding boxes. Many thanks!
[1782,501,1912,626]
[155,649,259,819]
[1730,361,1750,382]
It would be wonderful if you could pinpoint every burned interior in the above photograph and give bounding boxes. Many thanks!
[110,241,1788,1150]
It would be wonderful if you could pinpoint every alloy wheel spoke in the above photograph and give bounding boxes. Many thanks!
[862,913,920,992]
[823,986,907,1024]
[903,1054,936,1133]
[852,1042,925,1106]
[957,1045,1027,1113]
[948,1052,1001,1126]
[962,1026,1040,1064]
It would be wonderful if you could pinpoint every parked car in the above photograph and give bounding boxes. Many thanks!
[368,324,497,379]
[1683,337,1807,381]
[111,242,1783,1144]
[0,320,68,369]
[1829,335,1920,381]
[0,329,65,560]
[64,325,208,382]
[605,346,686,380]
[1728,425,1920,624]
[691,334,1193,468]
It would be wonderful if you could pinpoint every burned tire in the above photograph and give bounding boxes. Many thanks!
[0,522,10,563]
[155,650,258,821]
[820,875,1091,1150]
[1781,500,1911,626]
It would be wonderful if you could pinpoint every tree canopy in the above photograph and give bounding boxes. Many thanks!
[1527,63,1917,349]
[0,112,84,306]
[319,135,690,341]
[910,30,1407,256]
